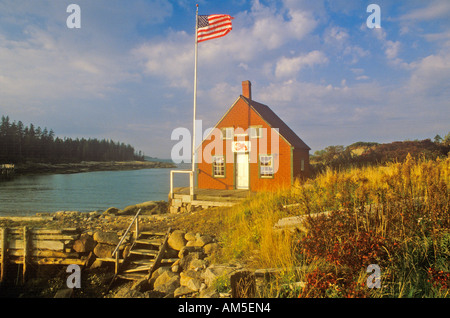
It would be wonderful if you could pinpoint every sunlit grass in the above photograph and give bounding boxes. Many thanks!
[212,155,449,297]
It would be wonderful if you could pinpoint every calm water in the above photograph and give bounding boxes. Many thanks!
[0,166,189,216]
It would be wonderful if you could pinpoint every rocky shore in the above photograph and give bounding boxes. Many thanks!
[13,160,176,176]
[0,201,249,298]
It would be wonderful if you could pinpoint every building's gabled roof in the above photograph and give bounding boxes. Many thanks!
[241,96,311,150]
[199,95,310,151]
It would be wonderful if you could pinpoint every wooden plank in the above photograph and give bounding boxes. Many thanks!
[139,231,166,236]
[123,265,154,273]
[96,258,125,263]
[135,238,164,245]
[8,249,79,258]
[9,239,65,251]
[8,228,79,235]
[147,228,171,279]
[130,259,155,266]
[23,226,30,284]
[1,228,7,283]
[35,258,86,265]
[117,273,148,281]
[8,234,78,241]
[130,249,158,257]
[0,216,54,222]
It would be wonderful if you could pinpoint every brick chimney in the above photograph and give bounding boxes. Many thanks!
[242,80,252,100]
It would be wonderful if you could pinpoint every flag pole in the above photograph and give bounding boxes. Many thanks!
[191,4,199,198]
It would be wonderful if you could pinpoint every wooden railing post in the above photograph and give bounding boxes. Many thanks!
[23,226,30,284]
[170,170,174,199]
[1,228,7,284]
[135,215,139,241]
[115,251,119,274]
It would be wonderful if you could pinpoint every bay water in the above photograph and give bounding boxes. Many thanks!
[0,165,189,216]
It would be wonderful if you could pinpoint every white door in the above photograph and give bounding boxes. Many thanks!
[236,153,249,189]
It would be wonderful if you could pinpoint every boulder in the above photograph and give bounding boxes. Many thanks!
[93,243,115,258]
[199,286,220,298]
[73,233,96,253]
[113,288,145,298]
[194,235,213,247]
[93,231,119,245]
[180,270,203,292]
[179,252,205,271]
[189,259,208,271]
[174,286,197,298]
[201,265,237,287]
[153,272,180,295]
[185,232,196,242]
[120,201,168,216]
[103,207,120,215]
[178,245,204,258]
[153,270,178,290]
[204,243,219,256]
[149,267,171,288]
[168,230,187,251]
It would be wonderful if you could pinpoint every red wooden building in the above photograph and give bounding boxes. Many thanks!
[197,80,310,191]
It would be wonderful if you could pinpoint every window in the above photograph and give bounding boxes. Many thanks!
[250,126,263,138]
[212,156,225,177]
[301,159,305,172]
[259,155,274,178]
[221,127,234,140]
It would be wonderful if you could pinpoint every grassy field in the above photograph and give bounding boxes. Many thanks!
[198,155,449,297]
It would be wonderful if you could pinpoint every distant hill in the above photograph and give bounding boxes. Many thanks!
[311,138,450,176]
[144,156,174,163]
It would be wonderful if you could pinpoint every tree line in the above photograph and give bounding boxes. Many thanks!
[0,115,145,164]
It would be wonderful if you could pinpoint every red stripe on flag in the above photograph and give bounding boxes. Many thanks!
[197,14,233,43]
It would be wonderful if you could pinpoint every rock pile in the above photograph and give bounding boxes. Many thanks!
[110,230,243,298]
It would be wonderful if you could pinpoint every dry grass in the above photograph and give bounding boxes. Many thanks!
[210,155,449,297]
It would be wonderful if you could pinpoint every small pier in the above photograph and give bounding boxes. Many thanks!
[0,164,15,180]
[169,187,251,213]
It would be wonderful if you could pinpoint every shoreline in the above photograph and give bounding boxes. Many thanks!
[13,160,176,176]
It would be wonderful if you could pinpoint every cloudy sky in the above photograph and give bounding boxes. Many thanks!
[0,0,449,158]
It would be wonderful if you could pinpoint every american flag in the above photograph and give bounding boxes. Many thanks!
[197,14,233,43]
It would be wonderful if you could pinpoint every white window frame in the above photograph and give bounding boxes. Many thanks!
[259,154,274,178]
[212,155,225,178]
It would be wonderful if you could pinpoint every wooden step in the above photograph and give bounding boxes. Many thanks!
[135,238,164,246]
[161,258,178,265]
[117,272,148,281]
[130,249,158,257]
[96,258,125,263]
[139,231,166,237]
[131,259,155,266]
[122,265,152,273]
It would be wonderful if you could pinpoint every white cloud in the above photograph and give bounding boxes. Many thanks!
[275,51,328,78]
[407,52,450,96]
[399,1,450,21]
[132,31,193,89]
[324,26,369,64]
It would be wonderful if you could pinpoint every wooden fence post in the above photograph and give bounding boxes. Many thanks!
[1,228,7,283]
[23,226,30,284]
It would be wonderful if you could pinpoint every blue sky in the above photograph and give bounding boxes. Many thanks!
[0,0,449,158]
